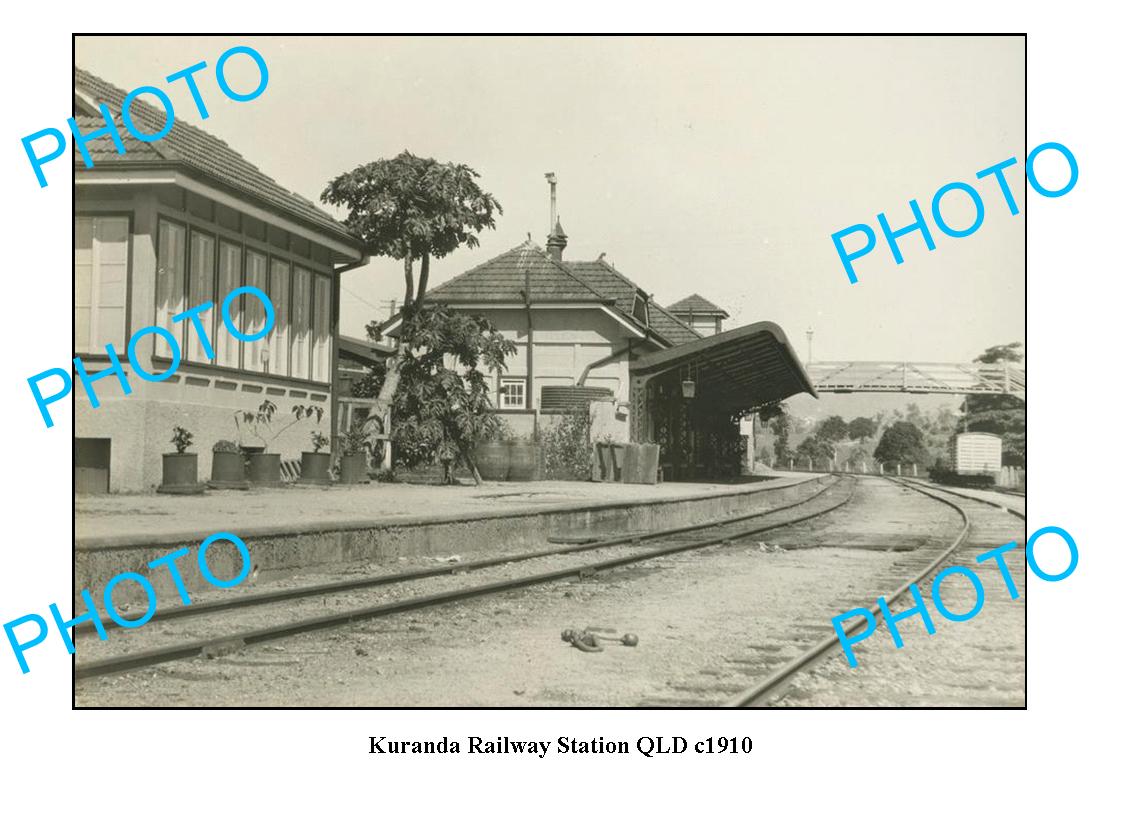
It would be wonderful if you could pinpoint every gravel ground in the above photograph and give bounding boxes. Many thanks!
[75,478,969,707]
[774,496,1026,707]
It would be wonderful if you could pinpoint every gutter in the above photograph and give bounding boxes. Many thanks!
[330,253,371,461]
[577,340,633,386]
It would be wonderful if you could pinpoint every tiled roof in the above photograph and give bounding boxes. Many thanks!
[666,293,730,317]
[565,259,700,346]
[73,67,360,248]
[426,244,701,347]
[427,243,609,303]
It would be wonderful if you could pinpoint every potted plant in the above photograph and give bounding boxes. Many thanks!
[235,400,324,486]
[158,426,205,494]
[474,418,512,481]
[299,431,332,485]
[507,435,540,482]
[338,421,370,485]
[209,439,249,489]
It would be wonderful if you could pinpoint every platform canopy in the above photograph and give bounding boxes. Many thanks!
[631,321,817,412]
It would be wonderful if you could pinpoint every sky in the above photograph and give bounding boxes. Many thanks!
[75,35,1026,418]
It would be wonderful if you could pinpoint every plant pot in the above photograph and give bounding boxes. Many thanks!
[209,450,249,489]
[247,452,282,486]
[508,441,540,482]
[474,441,511,481]
[299,451,332,485]
[158,453,205,494]
[339,452,369,485]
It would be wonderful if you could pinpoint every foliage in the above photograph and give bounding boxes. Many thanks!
[541,410,593,480]
[354,305,516,477]
[959,342,1025,466]
[795,435,835,464]
[235,401,323,451]
[340,422,372,456]
[212,439,240,454]
[170,426,193,454]
[321,151,501,309]
[816,415,849,442]
[847,416,878,441]
[310,431,329,453]
[764,404,792,463]
[874,421,930,466]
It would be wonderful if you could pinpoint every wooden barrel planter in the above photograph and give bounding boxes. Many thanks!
[475,442,511,481]
[157,453,205,494]
[209,450,249,489]
[508,441,540,481]
[299,452,332,485]
[247,453,282,486]
[338,453,369,485]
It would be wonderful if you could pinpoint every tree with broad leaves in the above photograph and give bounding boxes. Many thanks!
[816,415,849,442]
[847,416,878,442]
[874,420,930,467]
[958,342,1025,466]
[321,151,502,428]
[350,305,516,484]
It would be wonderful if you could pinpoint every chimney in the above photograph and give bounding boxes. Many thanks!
[544,172,568,261]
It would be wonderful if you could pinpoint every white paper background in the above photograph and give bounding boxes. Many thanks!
[0,4,1116,812]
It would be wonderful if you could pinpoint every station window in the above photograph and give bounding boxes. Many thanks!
[75,216,129,354]
[499,378,527,410]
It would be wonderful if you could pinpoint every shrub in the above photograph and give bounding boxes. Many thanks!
[170,426,193,454]
[340,422,371,456]
[213,439,240,453]
[310,431,329,453]
[541,410,593,480]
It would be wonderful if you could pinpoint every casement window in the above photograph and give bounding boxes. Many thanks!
[75,216,129,353]
[243,249,269,372]
[291,266,312,380]
[214,241,243,368]
[312,275,332,382]
[499,377,527,410]
[268,258,291,377]
[186,229,216,362]
[152,216,333,384]
[155,219,186,357]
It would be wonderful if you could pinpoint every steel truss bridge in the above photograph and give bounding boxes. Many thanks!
[806,361,1025,399]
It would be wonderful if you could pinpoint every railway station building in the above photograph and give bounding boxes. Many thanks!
[73,68,367,493]
[384,221,815,480]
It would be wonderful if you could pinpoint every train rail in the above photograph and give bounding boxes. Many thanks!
[75,476,855,680]
[724,476,1021,707]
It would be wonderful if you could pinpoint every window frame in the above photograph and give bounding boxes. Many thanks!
[152,208,335,386]
[74,212,134,355]
[185,225,218,365]
[498,376,528,411]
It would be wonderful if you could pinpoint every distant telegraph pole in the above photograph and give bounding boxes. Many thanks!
[806,327,814,363]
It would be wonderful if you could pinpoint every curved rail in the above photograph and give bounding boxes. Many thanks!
[76,478,856,680]
[724,476,974,708]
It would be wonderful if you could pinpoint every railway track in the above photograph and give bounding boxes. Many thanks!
[75,475,855,680]
[724,476,1025,707]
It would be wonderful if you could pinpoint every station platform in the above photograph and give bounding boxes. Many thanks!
[75,473,832,604]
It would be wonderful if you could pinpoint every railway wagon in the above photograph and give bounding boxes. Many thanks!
[934,432,1002,487]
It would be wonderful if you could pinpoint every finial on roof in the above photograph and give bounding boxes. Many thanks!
[546,217,568,261]
[597,252,606,262]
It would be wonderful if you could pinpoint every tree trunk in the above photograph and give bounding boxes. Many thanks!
[417,253,430,303]
[402,255,414,306]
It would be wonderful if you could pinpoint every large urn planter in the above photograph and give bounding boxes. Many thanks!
[158,453,205,494]
[209,449,249,490]
[247,452,283,487]
[299,452,332,485]
[474,441,511,481]
[508,440,540,482]
[595,442,622,482]
[338,453,369,485]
